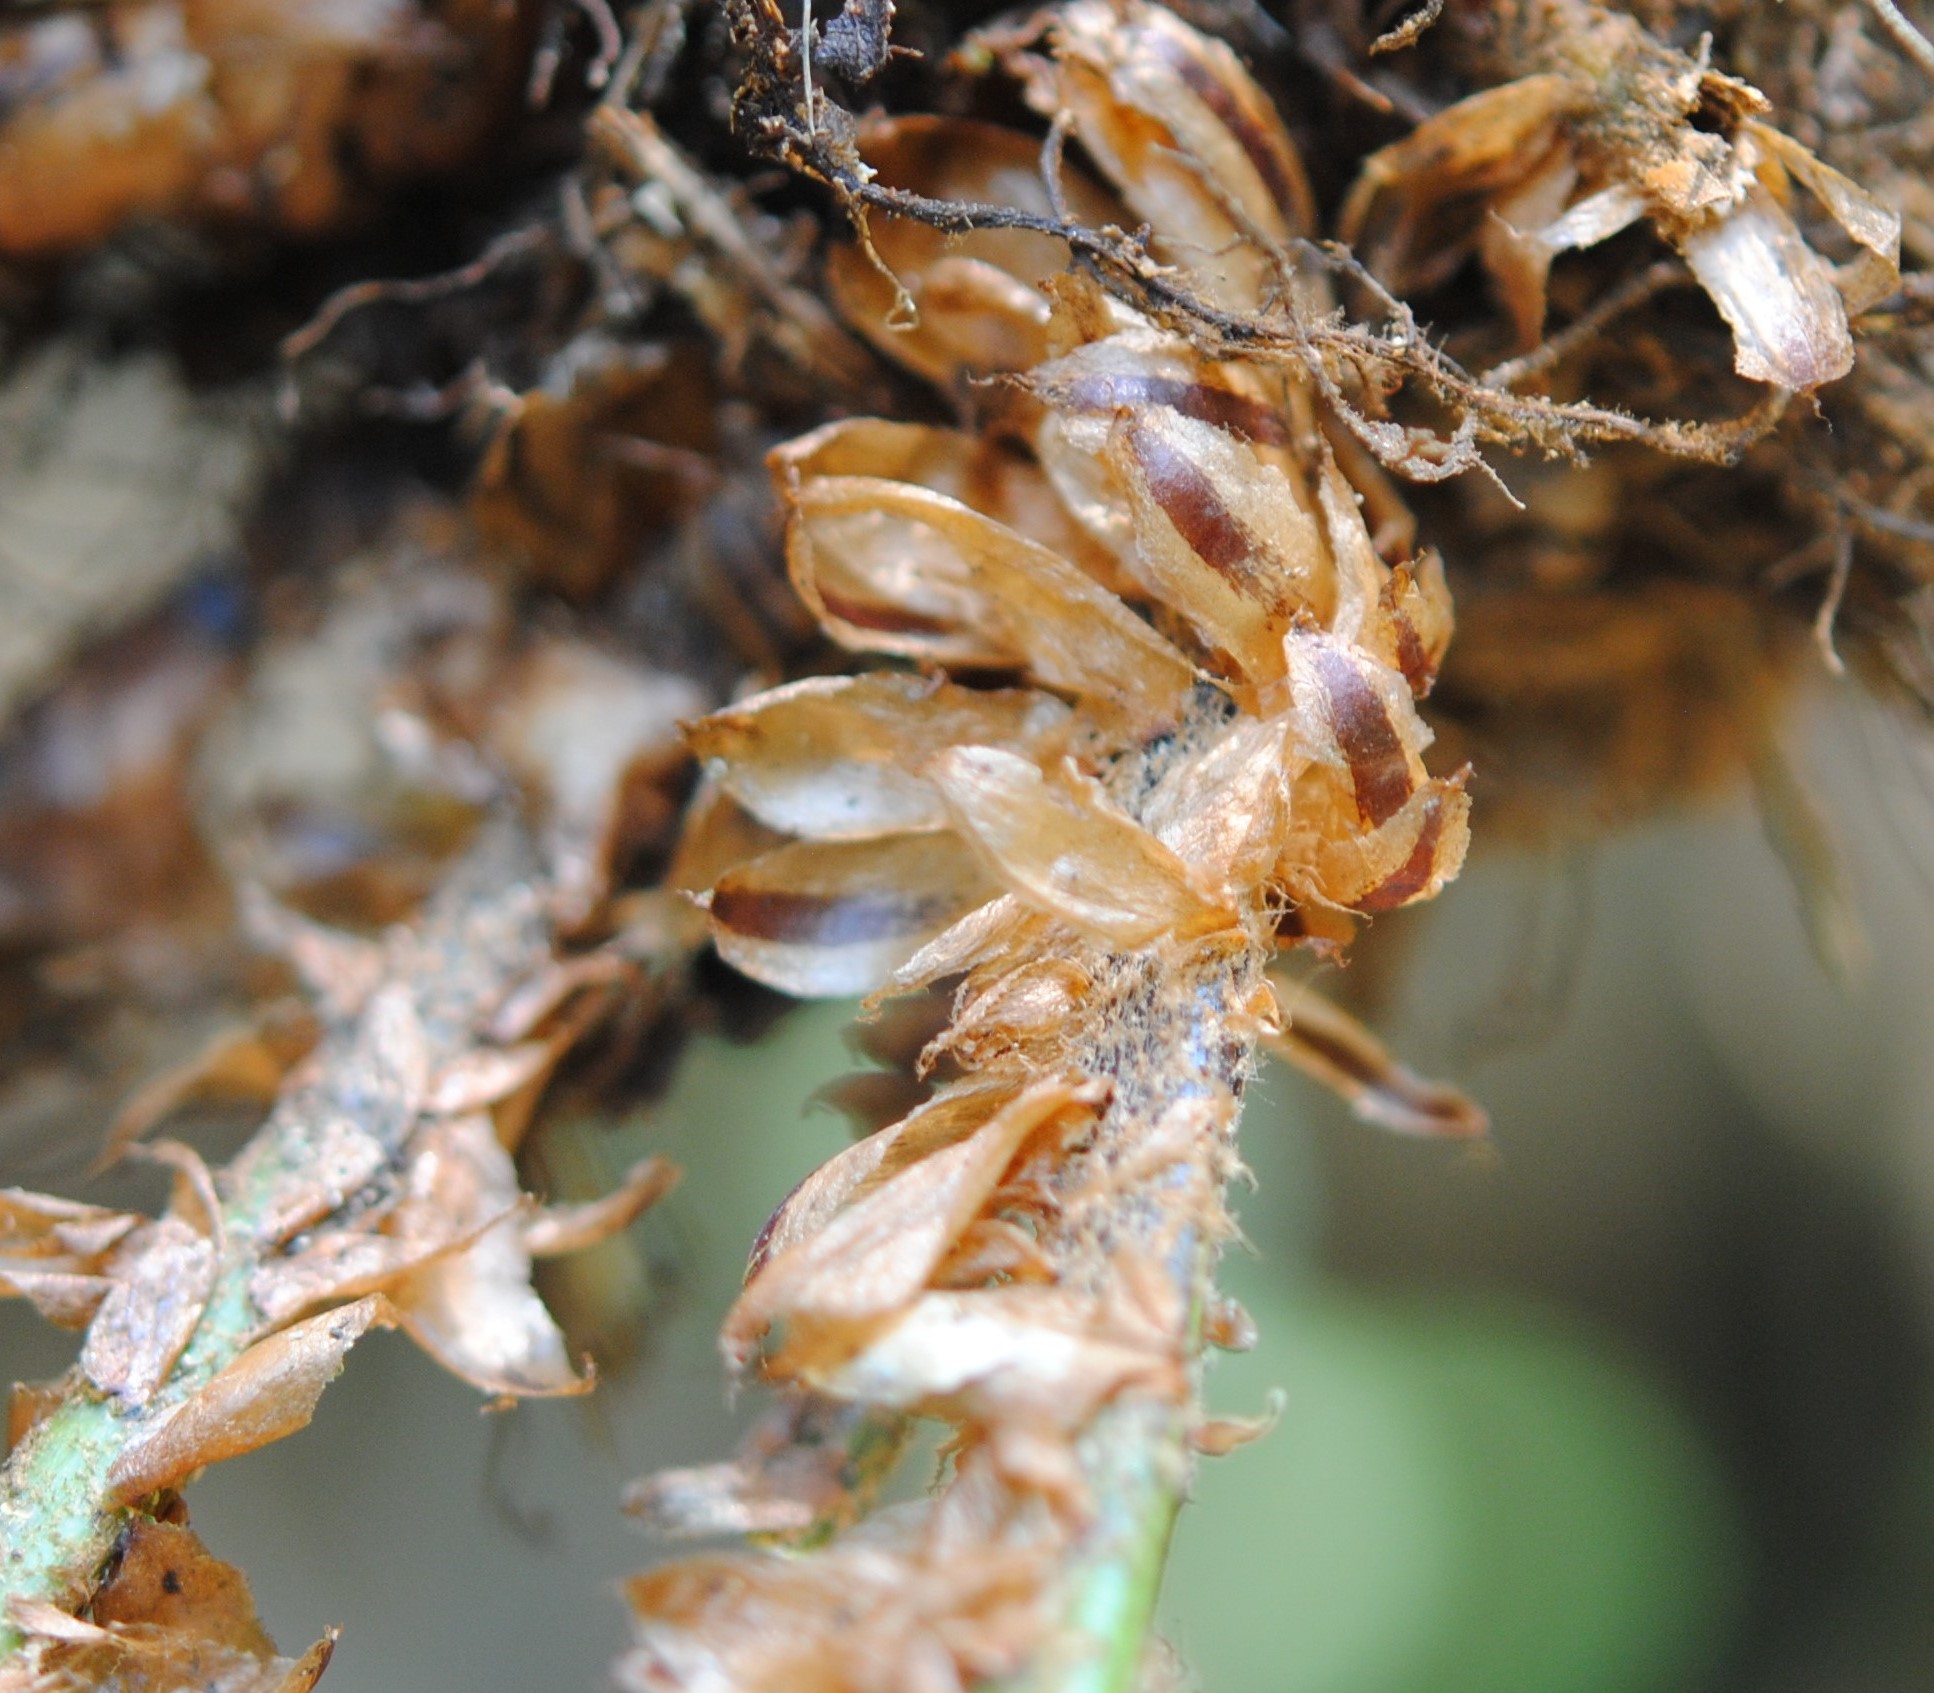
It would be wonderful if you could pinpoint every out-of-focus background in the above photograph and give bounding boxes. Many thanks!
[9,682,1929,1693]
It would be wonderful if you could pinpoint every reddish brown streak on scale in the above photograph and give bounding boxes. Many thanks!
[712,886,955,946]
[1145,27,1306,226]
[1058,375,1289,444]
[1128,421,1258,583]
[1356,791,1448,910]
[1310,645,1412,826]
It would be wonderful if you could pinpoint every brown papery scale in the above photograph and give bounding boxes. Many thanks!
[623,6,1482,1688]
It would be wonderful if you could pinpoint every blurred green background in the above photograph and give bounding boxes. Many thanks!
[5,687,1933,1692]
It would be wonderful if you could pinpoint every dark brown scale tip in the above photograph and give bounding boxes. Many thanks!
[1128,420,1258,585]
[1310,644,1413,825]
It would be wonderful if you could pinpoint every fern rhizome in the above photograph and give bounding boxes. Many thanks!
[0,0,1923,1687]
